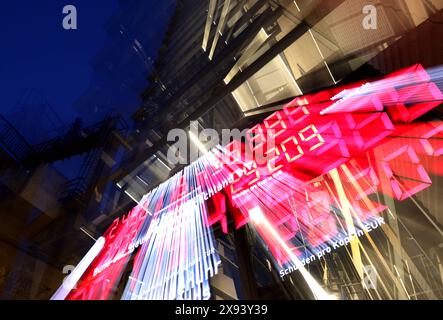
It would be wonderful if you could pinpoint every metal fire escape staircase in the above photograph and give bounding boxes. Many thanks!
[23,116,126,167]
[0,115,35,167]
[0,114,128,204]
[59,116,128,205]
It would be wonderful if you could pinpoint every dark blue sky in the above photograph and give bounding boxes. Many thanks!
[0,0,118,124]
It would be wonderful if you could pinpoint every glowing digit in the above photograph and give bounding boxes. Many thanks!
[420,122,443,157]
[281,136,304,162]
[266,146,285,174]
[263,111,290,144]
[380,145,432,200]
[298,124,325,152]
[344,112,395,151]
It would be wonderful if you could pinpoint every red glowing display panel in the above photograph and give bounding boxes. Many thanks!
[56,64,443,300]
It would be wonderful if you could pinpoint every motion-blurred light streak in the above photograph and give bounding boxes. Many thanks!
[55,64,443,300]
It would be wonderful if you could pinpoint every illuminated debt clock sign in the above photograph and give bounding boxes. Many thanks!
[52,64,443,300]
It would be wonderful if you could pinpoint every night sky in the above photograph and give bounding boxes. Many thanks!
[0,0,118,124]
[0,0,175,179]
